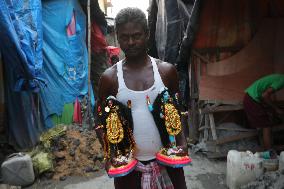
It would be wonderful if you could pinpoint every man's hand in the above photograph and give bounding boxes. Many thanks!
[105,160,111,171]
[179,145,189,155]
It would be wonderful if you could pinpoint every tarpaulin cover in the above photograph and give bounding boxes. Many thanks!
[155,0,182,63]
[4,56,43,149]
[0,0,43,91]
[148,0,201,105]
[40,0,89,128]
[0,0,44,149]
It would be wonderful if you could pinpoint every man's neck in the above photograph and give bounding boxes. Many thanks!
[125,54,149,68]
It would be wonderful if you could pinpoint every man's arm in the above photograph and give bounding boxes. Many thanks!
[94,66,118,145]
[158,62,188,149]
[262,87,283,115]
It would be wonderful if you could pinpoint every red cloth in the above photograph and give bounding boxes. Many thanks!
[107,46,120,65]
[106,46,120,57]
[67,12,76,36]
[91,21,107,53]
[73,98,82,124]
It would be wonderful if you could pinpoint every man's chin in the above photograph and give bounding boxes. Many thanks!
[125,52,140,59]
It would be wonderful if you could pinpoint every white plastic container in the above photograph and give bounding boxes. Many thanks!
[226,150,264,189]
[279,151,284,172]
[1,153,35,186]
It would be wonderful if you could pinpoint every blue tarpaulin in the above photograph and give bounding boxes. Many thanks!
[0,0,44,149]
[0,0,92,148]
[0,0,43,91]
[40,0,90,128]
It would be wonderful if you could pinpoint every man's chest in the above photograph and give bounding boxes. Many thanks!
[123,68,155,91]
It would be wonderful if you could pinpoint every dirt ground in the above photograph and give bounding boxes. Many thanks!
[2,124,284,189]
[1,124,228,189]
[23,151,227,189]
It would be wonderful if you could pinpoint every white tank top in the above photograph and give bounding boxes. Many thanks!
[116,56,165,161]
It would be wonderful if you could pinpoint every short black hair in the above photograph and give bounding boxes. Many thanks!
[114,7,148,33]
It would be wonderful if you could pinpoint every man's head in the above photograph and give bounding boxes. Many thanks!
[115,7,149,58]
[115,7,148,34]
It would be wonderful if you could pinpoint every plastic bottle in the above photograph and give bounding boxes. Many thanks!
[226,150,264,189]
[279,151,284,172]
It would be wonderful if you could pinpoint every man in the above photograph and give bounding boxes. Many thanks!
[243,74,284,150]
[97,7,187,189]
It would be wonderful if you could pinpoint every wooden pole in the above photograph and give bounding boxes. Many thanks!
[87,0,92,129]
[188,55,199,143]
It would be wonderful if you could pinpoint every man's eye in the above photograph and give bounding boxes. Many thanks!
[120,36,128,41]
[133,34,141,40]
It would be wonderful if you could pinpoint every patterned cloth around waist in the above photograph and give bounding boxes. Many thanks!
[135,161,174,189]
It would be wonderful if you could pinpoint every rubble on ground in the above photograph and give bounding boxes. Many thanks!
[47,125,104,180]
[241,170,284,189]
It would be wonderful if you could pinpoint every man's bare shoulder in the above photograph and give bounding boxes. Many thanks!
[154,58,177,76]
[100,64,117,82]
[153,58,179,92]
[98,64,118,98]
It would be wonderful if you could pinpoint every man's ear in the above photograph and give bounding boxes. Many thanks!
[146,30,150,40]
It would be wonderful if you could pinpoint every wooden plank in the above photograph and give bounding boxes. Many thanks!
[201,104,243,114]
[201,122,282,136]
[216,132,258,145]
[208,113,217,140]
[199,125,209,131]
[198,114,204,128]
[204,114,209,141]
[188,58,199,142]
[202,99,242,106]
[216,126,257,132]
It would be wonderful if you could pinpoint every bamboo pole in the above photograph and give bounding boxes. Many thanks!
[87,0,92,129]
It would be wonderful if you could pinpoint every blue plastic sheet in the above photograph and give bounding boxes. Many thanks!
[0,0,43,91]
[0,0,44,149]
[4,63,43,149]
[40,0,90,128]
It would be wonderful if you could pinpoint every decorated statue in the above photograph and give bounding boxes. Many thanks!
[150,87,192,167]
[97,96,137,177]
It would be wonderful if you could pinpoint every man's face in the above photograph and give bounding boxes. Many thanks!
[116,22,148,58]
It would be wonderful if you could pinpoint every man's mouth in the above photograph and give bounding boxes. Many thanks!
[126,49,138,54]
[127,48,137,52]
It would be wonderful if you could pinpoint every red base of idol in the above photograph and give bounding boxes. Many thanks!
[107,159,138,178]
[156,152,192,168]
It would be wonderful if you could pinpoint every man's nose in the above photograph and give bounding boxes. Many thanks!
[128,37,134,45]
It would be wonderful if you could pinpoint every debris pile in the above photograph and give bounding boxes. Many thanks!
[46,125,104,180]
[241,170,284,189]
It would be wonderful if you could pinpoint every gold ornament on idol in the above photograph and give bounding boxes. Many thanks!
[106,112,124,144]
[164,103,182,136]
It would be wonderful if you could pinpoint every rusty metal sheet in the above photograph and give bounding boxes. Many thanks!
[193,0,272,50]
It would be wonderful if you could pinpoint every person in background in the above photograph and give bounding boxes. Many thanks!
[243,74,284,150]
[96,7,187,189]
